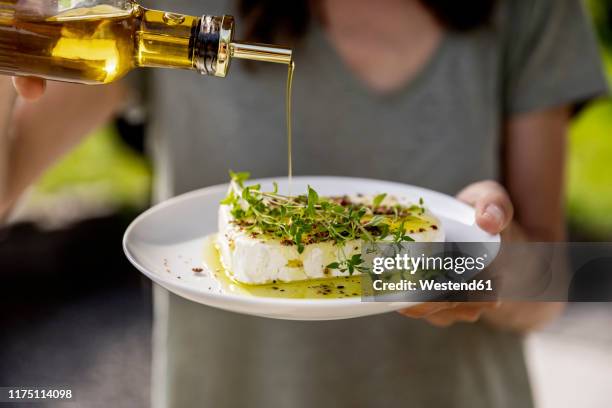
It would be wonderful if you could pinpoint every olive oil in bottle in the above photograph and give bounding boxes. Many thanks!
[0,1,292,84]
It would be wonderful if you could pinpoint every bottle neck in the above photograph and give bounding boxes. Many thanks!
[193,15,294,77]
[193,15,228,77]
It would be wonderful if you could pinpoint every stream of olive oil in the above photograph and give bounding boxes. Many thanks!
[202,235,362,299]
[286,61,295,189]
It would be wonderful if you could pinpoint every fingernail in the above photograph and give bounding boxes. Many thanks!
[483,204,504,227]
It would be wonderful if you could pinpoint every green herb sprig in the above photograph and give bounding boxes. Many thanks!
[221,171,427,273]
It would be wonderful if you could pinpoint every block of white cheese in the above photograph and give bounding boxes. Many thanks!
[216,190,444,285]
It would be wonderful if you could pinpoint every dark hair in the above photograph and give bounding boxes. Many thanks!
[238,0,497,44]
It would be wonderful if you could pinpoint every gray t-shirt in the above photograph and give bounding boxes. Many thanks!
[139,0,608,407]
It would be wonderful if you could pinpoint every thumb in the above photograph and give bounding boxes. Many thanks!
[458,181,514,235]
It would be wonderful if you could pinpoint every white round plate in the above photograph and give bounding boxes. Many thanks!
[123,177,500,321]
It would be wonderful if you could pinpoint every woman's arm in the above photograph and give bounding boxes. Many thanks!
[505,106,569,242]
[478,105,570,332]
[0,79,17,202]
[400,105,570,332]
[0,78,128,218]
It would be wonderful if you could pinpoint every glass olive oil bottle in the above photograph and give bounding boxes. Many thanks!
[0,0,292,84]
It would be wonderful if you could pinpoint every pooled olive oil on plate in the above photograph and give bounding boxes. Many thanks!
[202,235,362,299]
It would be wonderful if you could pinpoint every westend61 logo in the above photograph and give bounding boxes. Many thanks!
[365,252,494,296]
[360,243,498,299]
[362,242,612,302]
[372,253,488,275]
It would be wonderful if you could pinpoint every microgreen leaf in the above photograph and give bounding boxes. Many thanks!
[373,193,387,208]
[307,186,319,215]
[229,170,251,188]
[220,189,236,205]
[367,215,386,227]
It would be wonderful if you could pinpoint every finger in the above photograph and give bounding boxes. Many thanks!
[475,194,513,235]
[461,301,500,310]
[424,315,455,327]
[421,302,499,327]
[399,301,499,319]
[425,307,485,327]
[398,302,457,318]
[457,181,514,235]
[456,180,506,206]
[12,76,46,101]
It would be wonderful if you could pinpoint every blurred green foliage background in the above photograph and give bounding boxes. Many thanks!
[569,0,612,238]
[32,0,612,238]
[34,126,150,210]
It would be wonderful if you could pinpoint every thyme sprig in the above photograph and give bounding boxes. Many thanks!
[221,172,425,273]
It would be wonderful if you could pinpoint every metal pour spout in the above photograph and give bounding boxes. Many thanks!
[211,15,293,77]
[229,42,293,65]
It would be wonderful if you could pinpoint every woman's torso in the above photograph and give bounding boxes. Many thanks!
[143,1,531,407]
